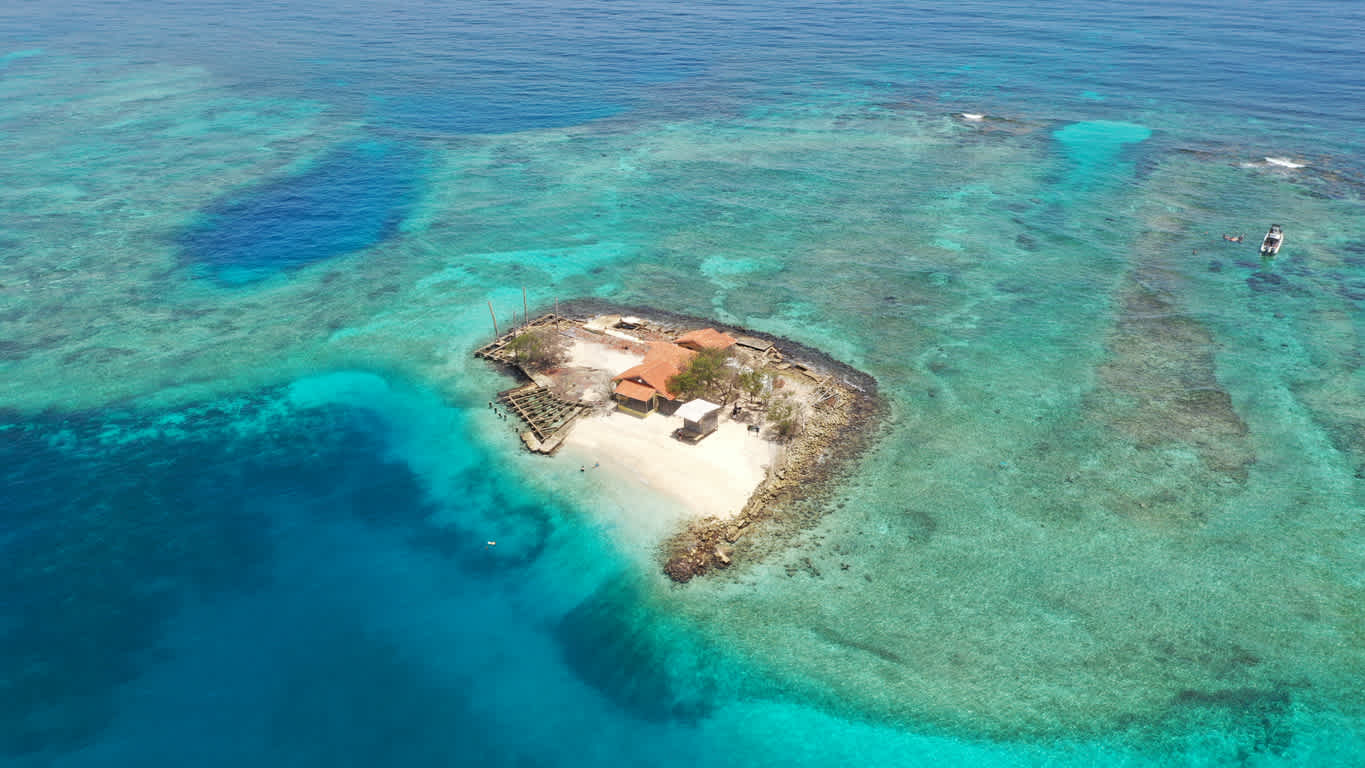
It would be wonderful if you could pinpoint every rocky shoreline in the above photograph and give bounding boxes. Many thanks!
[555,299,884,584]
[661,374,881,582]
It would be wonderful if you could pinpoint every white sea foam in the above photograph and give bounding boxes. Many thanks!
[1265,156,1306,168]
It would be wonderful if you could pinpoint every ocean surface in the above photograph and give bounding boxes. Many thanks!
[3,1,1364,765]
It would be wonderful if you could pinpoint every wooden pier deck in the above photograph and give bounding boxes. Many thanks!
[474,313,564,366]
[811,375,842,407]
[497,382,587,454]
[474,313,587,454]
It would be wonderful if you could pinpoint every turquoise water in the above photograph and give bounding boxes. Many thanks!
[2,1,1364,765]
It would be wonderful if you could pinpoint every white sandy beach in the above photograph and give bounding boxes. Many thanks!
[560,408,781,533]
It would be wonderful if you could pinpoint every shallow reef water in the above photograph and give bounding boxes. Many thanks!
[2,0,1365,766]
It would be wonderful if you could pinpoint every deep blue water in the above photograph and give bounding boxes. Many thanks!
[4,0,1362,147]
[3,0,1365,765]
[12,0,1356,283]
[179,141,424,283]
[0,381,627,766]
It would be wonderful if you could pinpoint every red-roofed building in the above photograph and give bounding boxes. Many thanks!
[613,342,695,415]
[674,328,737,352]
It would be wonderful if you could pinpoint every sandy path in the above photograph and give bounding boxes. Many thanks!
[564,338,643,374]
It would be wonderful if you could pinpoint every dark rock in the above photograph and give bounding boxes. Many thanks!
[1246,271,1285,293]
[0,340,29,361]
[555,581,717,723]
[60,346,137,365]
[1339,279,1365,302]
[1281,257,1313,277]
[664,556,700,583]
[904,508,937,543]
[714,546,731,566]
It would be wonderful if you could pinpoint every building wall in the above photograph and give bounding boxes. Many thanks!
[615,394,655,416]
[699,410,719,434]
[683,410,720,435]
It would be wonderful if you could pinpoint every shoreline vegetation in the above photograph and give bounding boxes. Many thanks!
[475,298,883,583]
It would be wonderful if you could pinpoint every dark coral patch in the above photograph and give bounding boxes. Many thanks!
[180,141,423,284]
[555,581,718,724]
[1091,278,1255,480]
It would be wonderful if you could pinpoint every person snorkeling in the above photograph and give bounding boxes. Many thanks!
[1222,233,1244,243]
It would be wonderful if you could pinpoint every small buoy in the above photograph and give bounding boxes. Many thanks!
[486,541,497,548]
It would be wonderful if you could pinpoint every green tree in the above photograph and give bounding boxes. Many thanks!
[507,327,567,369]
[668,347,731,401]
[767,395,800,439]
[737,370,765,400]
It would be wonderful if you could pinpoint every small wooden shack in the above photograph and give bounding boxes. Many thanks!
[734,335,773,354]
[675,399,721,441]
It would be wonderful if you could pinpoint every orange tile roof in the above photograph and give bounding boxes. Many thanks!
[614,379,656,403]
[675,328,737,350]
[613,342,695,400]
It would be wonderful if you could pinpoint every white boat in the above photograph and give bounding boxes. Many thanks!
[1260,224,1284,256]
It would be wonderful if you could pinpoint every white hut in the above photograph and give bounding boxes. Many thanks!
[675,399,722,441]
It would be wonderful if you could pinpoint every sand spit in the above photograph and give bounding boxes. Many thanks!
[563,409,779,524]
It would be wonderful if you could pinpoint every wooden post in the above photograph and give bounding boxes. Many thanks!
[522,286,529,329]
[488,300,499,338]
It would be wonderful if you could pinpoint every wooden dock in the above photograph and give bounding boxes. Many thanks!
[474,313,564,366]
[474,313,587,454]
[497,382,587,454]
[811,375,842,407]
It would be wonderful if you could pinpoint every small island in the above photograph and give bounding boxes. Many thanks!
[475,299,880,582]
